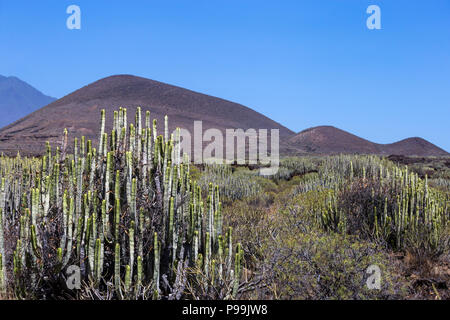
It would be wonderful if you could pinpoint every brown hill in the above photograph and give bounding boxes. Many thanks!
[381,137,449,156]
[287,126,448,156]
[0,75,446,157]
[0,75,294,156]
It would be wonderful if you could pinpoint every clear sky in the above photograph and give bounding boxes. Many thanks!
[1,0,449,151]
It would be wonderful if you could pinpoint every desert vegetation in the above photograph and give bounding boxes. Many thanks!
[205,155,449,299]
[0,108,243,299]
[0,109,448,300]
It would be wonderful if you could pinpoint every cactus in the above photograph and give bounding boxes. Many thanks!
[294,154,449,255]
[0,108,242,300]
[0,208,4,292]
[153,232,160,298]
[114,242,121,294]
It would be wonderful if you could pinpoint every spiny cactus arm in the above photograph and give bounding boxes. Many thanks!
[189,202,195,241]
[204,232,211,278]
[114,198,121,242]
[129,124,135,154]
[120,127,127,154]
[59,191,68,253]
[63,197,75,267]
[124,265,131,295]
[162,142,169,191]
[193,230,199,264]
[114,170,120,202]
[53,163,60,208]
[30,224,41,259]
[101,133,108,159]
[0,253,3,293]
[94,238,101,282]
[82,193,89,244]
[98,109,106,158]
[218,235,224,279]
[123,108,128,131]
[164,115,169,145]
[138,208,144,261]
[73,215,82,265]
[206,195,211,238]
[232,243,243,298]
[113,110,119,134]
[114,242,121,295]
[147,128,153,171]
[226,227,233,275]
[61,128,69,161]
[88,149,97,193]
[168,196,175,247]
[111,129,117,152]
[129,221,135,280]
[131,178,137,223]
[217,202,223,238]
[196,253,203,270]
[87,140,92,157]
[170,196,179,265]
[136,107,142,154]
[88,216,96,276]
[105,151,112,205]
[153,232,160,298]
[75,158,84,236]
[56,247,63,268]
[136,255,143,294]
[145,110,150,129]
[0,208,5,290]
[31,188,39,226]
[211,259,216,286]
[175,128,181,166]
[81,136,86,158]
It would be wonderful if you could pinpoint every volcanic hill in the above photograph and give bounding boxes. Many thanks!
[286,126,448,157]
[0,75,293,155]
[0,75,447,157]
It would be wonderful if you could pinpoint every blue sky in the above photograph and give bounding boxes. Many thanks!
[1,0,449,151]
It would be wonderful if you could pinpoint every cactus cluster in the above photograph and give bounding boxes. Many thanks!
[292,155,449,255]
[0,108,242,299]
[261,156,318,181]
[199,164,261,201]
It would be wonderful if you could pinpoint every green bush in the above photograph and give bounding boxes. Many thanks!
[225,187,406,300]
[263,227,405,299]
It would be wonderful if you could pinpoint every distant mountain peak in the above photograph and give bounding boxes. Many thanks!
[0,75,56,129]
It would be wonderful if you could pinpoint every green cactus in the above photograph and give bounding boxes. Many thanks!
[0,208,4,292]
[153,232,160,298]
[0,108,243,300]
[114,242,121,294]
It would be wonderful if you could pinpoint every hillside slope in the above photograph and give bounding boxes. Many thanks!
[287,126,448,156]
[0,75,294,155]
[0,75,56,129]
[0,75,446,157]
